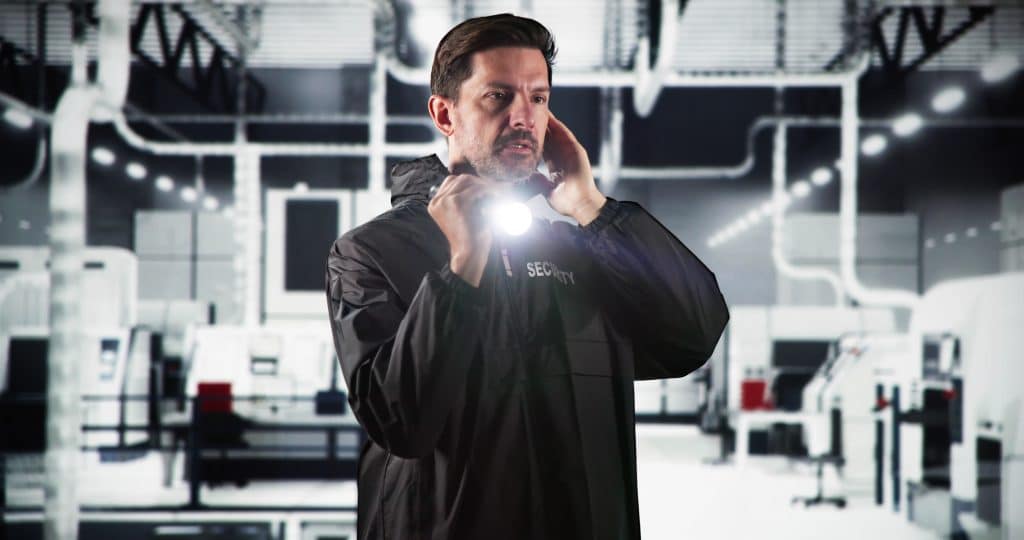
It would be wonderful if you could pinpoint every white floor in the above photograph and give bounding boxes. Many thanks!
[635,424,939,540]
[6,425,941,539]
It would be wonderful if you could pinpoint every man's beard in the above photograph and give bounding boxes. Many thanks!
[464,132,541,184]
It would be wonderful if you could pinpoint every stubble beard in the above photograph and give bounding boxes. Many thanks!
[460,134,540,185]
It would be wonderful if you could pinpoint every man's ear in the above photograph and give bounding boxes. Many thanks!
[427,95,456,138]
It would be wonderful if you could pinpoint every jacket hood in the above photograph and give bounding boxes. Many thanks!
[390,154,450,207]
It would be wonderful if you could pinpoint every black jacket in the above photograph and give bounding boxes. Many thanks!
[326,155,729,539]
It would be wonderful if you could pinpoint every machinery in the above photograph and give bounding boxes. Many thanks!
[178,324,361,484]
[0,247,154,454]
[885,272,1024,539]
[704,305,896,460]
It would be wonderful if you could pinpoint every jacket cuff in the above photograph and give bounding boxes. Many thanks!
[438,264,486,307]
[579,197,624,235]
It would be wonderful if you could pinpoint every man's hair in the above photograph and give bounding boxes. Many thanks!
[430,13,557,100]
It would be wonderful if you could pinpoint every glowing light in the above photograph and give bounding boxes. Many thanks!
[125,162,147,180]
[745,209,762,224]
[181,186,198,203]
[892,113,923,137]
[861,134,887,156]
[759,201,775,217]
[91,147,116,166]
[203,196,219,211]
[966,227,978,238]
[486,200,532,236]
[931,86,965,113]
[791,180,811,198]
[924,238,936,249]
[293,181,309,193]
[3,107,33,129]
[155,175,174,192]
[991,221,1002,232]
[980,53,1019,83]
[944,233,956,244]
[810,167,832,186]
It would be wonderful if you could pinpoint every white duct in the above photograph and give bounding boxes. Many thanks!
[633,0,679,117]
[770,122,845,307]
[839,80,920,311]
[598,88,624,194]
[46,2,131,539]
[112,112,439,157]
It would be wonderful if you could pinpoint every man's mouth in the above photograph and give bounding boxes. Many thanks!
[502,141,534,153]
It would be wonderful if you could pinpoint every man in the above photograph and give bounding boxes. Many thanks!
[326,13,729,539]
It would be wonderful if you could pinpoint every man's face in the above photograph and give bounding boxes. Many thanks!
[447,47,550,183]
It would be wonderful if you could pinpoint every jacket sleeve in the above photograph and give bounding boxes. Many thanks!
[326,235,484,458]
[574,198,730,380]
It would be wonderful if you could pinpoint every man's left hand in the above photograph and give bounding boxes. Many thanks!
[542,111,607,226]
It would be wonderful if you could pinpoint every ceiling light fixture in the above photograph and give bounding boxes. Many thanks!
[3,107,33,129]
[91,147,116,166]
[892,113,923,137]
[980,52,1019,83]
[861,134,888,156]
[810,167,832,186]
[791,180,811,198]
[931,86,965,113]
[181,186,198,203]
[125,162,147,180]
[155,175,174,192]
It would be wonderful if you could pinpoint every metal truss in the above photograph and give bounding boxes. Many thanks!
[869,5,995,77]
[129,3,266,113]
[823,4,995,75]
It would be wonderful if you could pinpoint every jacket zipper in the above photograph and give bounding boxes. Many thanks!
[497,240,547,536]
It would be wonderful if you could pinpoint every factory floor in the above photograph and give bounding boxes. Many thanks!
[4,425,940,539]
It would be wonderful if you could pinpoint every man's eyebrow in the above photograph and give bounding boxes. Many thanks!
[483,82,551,93]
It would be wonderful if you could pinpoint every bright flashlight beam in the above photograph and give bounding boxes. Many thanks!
[485,200,532,236]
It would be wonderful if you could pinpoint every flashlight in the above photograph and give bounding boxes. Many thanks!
[429,173,555,237]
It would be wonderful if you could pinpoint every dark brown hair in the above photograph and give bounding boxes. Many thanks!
[430,13,557,100]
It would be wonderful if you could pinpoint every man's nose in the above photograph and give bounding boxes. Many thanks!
[508,93,536,130]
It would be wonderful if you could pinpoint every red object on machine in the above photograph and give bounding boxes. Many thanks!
[741,379,769,410]
[197,382,233,413]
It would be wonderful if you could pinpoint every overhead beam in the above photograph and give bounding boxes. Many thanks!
[129,3,266,113]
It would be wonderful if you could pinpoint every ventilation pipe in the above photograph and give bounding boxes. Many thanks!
[839,80,919,311]
[770,122,845,307]
[633,0,679,117]
[46,1,130,539]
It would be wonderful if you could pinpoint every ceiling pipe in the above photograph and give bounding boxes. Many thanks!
[45,1,131,539]
[593,115,841,181]
[111,112,439,157]
[771,121,845,307]
[632,0,679,117]
[839,79,919,311]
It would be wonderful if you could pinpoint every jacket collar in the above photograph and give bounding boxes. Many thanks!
[390,154,449,207]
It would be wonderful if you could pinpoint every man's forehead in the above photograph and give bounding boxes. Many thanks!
[465,47,549,87]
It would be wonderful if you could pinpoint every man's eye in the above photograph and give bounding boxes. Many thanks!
[533,95,548,104]
[488,92,508,100]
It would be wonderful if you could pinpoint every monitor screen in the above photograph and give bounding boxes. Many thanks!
[284,199,339,292]
[771,340,831,370]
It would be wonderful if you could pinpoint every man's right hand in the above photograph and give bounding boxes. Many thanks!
[427,173,499,288]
